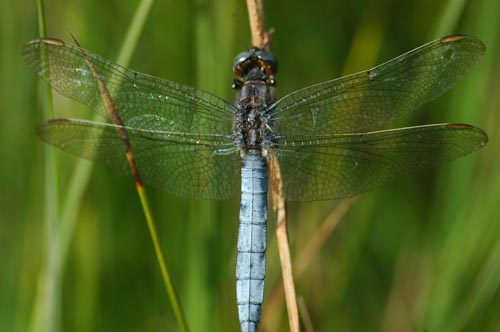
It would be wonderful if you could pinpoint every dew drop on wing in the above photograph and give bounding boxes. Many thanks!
[75,67,91,76]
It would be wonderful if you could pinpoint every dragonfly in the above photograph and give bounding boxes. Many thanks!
[23,34,487,332]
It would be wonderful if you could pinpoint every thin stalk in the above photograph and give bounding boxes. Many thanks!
[31,0,188,331]
[245,1,300,330]
[55,0,155,289]
[261,198,357,331]
[246,0,265,47]
[137,185,189,332]
[269,154,300,332]
[69,22,188,332]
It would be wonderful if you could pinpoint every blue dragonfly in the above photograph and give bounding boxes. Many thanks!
[23,34,487,332]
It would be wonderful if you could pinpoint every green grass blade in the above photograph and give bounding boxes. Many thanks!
[115,0,155,67]
[137,185,189,332]
[26,1,192,332]
[29,1,60,332]
[422,0,500,330]
[57,1,191,330]
[429,0,468,37]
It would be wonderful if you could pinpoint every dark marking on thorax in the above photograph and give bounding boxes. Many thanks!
[234,79,275,154]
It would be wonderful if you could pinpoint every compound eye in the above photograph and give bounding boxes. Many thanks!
[254,50,275,62]
[233,51,253,76]
[255,50,278,74]
[232,49,279,77]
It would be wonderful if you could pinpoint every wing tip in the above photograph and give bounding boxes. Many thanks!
[24,37,65,48]
[22,38,66,63]
[440,34,486,53]
[36,118,74,139]
[440,35,467,43]
[42,38,66,46]
[447,123,489,147]
[47,118,74,125]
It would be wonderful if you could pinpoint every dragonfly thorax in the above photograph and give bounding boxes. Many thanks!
[234,69,275,157]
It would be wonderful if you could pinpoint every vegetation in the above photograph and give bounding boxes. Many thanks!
[1,0,499,331]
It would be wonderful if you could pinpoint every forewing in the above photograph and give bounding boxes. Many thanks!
[38,119,240,199]
[22,38,235,135]
[273,124,487,201]
[270,35,485,135]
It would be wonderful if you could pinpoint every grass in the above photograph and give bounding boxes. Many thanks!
[1,0,499,331]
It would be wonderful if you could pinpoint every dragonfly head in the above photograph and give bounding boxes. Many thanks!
[233,48,278,81]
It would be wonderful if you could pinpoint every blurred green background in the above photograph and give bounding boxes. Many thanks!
[1,0,499,331]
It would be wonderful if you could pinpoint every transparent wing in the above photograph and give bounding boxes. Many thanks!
[270,35,485,135]
[38,119,240,199]
[273,124,487,201]
[22,38,235,134]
